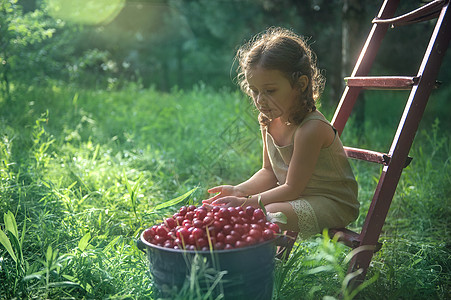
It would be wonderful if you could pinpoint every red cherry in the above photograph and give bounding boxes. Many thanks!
[164,240,174,248]
[216,232,225,243]
[213,220,223,231]
[228,207,239,217]
[224,244,234,250]
[249,229,262,240]
[214,241,225,250]
[268,223,280,233]
[196,237,208,249]
[245,206,255,217]
[143,228,155,242]
[188,205,196,212]
[195,207,207,219]
[253,208,265,220]
[176,228,189,241]
[231,216,243,225]
[193,219,203,228]
[192,228,204,240]
[219,207,230,219]
[179,206,187,216]
[175,216,185,226]
[154,235,166,244]
[222,224,233,235]
[156,225,168,238]
[235,240,248,248]
[234,223,245,235]
[212,206,220,213]
[245,235,257,245]
[230,230,241,239]
[262,229,275,240]
[224,235,237,246]
[185,211,195,220]
[182,219,192,228]
[203,216,214,226]
[250,223,262,231]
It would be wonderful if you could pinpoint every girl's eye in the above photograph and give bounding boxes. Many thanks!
[266,89,276,94]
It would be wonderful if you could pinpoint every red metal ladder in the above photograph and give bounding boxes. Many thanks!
[278,0,451,290]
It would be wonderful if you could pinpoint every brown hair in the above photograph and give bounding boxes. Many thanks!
[236,27,325,126]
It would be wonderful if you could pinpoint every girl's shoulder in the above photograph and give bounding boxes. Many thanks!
[294,111,335,148]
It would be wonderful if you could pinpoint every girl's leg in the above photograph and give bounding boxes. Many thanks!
[265,202,300,232]
[266,200,320,239]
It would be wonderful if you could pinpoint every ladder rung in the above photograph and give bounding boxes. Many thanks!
[344,146,413,168]
[329,228,382,252]
[344,146,390,165]
[345,76,419,90]
[373,0,445,26]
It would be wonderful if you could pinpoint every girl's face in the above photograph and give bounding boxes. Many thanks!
[245,67,302,122]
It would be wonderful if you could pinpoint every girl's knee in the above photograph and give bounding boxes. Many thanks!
[265,202,299,232]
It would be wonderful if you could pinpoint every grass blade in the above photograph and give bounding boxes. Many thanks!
[154,187,198,210]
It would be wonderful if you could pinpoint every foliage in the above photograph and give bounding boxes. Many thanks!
[1,82,450,299]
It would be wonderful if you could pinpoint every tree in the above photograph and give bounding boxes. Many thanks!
[0,0,55,101]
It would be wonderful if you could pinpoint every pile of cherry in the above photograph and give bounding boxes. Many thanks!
[142,205,280,251]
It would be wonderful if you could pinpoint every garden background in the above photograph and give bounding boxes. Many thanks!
[1,0,450,299]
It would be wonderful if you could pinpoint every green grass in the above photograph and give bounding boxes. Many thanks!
[1,82,450,299]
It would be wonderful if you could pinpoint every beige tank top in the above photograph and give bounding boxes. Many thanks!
[266,111,359,211]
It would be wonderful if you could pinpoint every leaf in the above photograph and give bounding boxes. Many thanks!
[102,236,121,253]
[23,274,43,281]
[46,245,53,263]
[154,187,198,210]
[0,230,17,263]
[266,212,288,224]
[78,232,91,252]
[4,211,18,240]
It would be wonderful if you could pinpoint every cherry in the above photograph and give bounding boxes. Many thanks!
[253,208,265,220]
[224,235,237,246]
[249,229,262,240]
[262,229,275,240]
[144,204,279,250]
[192,228,204,240]
[164,218,177,229]
[268,223,280,233]
[179,206,187,216]
[245,206,255,217]
[142,228,155,242]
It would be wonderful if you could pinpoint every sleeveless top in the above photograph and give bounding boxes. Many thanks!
[265,111,359,227]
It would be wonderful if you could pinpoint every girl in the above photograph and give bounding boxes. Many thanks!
[202,27,359,239]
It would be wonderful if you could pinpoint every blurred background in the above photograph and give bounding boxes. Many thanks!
[2,0,450,108]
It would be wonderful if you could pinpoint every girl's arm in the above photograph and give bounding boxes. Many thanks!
[233,127,279,195]
[212,119,333,208]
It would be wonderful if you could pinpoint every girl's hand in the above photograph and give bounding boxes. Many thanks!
[209,196,246,208]
[205,185,242,202]
[202,185,244,207]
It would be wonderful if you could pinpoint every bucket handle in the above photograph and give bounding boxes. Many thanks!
[136,238,147,254]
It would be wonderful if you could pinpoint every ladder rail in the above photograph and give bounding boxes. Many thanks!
[373,0,447,26]
[347,1,451,286]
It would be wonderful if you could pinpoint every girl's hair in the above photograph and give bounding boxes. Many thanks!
[236,27,325,126]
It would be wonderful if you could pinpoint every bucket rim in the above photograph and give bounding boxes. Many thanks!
[140,229,283,254]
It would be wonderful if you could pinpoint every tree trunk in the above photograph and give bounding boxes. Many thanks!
[342,0,366,136]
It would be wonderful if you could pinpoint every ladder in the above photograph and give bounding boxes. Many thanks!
[279,0,451,290]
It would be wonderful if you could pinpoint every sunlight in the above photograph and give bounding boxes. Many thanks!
[46,0,125,25]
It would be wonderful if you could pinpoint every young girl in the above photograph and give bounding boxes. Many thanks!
[203,27,359,239]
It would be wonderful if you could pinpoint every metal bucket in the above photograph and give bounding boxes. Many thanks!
[138,231,283,300]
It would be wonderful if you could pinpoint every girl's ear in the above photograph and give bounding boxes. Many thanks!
[297,75,309,92]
